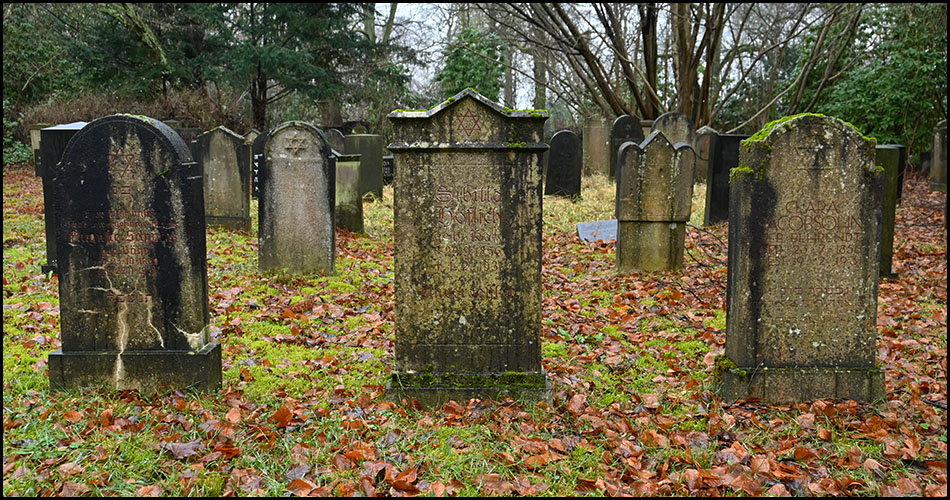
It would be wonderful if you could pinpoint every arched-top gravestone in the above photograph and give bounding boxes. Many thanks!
[721,114,885,404]
[259,122,335,275]
[651,112,696,153]
[193,126,251,230]
[48,114,220,393]
[545,130,582,197]
[609,115,643,179]
[694,126,718,184]
[387,89,551,405]
[325,128,346,154]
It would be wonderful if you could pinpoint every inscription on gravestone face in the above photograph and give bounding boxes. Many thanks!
[387,89,550,405]
[722,114,884,404]
[48,115,220,393]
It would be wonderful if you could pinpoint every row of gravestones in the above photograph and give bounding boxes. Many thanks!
[39,91,924,407]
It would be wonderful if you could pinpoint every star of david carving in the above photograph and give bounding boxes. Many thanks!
[284,135,310,155]
[109,153,136,178]
[455,109,482,138]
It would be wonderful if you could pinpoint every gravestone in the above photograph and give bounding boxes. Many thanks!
[37,122,88,274]
[335,152,363,233]
[932,120,947,191]
[250,131,267,199]
[889,144,907,206]
[192,127,251,230]
[387,88,551,405]
[545,130,582,197]
[582,116,609,177]
[259,122,335,275]
[30,123,52,176]
[694,126,718,184]
[48,114,221,393]
[344,134,384,199]
[609,115,643,179]
[325,128,345,154]
[382,154,395,185]
[615,131,695,272]
[704,134,749,226]
[721,114,885,404]
[651,112,696,149]
[876,145,902,279]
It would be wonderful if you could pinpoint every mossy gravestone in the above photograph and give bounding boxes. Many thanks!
[259,122,335,275]
[722,114,885,404]
[48,115,220,393]
[387,89,551,405]
[192,127,251,230]
[615,131,695,272]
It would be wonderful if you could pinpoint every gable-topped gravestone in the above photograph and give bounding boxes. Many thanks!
[609,115,643,179]
[344,134,384,199]
[704,133,749,226]
[721,114,885,404]
[387,89,551,405]
[37,122,88,274]
[615,131,695,272]
[192,127,251,230]
[48,115,221,393]
[259,122,335,275]
[545,130,582,197]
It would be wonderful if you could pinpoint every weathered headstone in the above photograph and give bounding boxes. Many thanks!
[694,126,718,184]
[651,112,696,150]
[387,89,551,405]
[48,114,221,393]
[932,120,947,191]
[37,122,88,274]
[615,132,695,272]
[325,128,345,154]
[344,134,384,199]
[382,154,395,185]
[721,114,885,404]
[545,130,582,197]
[192,127,251,230]
[250,131,267,199]
[259,122,335,275]
[704,134,749,226]
[582,116,609,177]
[890,144,907,206]
[609,115,643,179]
[877,145,902,279]
[335,152,363,233]
[30,123,52,176]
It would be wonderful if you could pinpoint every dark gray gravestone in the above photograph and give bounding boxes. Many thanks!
[325,128,346,154]
[48,115,220,393]
[38,122,88,274]
[615,132,695,272]
[704,134,749,226]
[192,127,251,230]
[932,120,947,191]
[250,131,267,199]
[30,123,52,176]
[889,144,907,206]
[382,154,395,185]
[694,126,718,184]
[876,145,901,279]
[387,89,551,405]
[576,219,617,243]
[259,122,335,275]
[344,134,384,199]
[722,114,885,404]
[545,130,582,197]
[609,115,643,179]
[335,152,363,233]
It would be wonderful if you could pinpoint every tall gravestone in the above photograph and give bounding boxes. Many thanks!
[545,130,582,197]
[721,114,885,404]
[192,127,251,230]
[609,115,643,179]
[932,120,947,191]
[334,152,363,233]
[615,132,695,272]
[877,145,902,279]
[582,116,609,177]
[37,122,88,274]
[387,89,551,405]
[259,122,335,275]
[344,134,384,199]
[704,134,749,226]
[48,115,220,393]
[694,126,718,184]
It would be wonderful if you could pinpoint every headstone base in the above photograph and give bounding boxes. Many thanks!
[385,371,552,407]
[720,364,884,404]
[617,221,687,272]
[206,216,251,231]
[49,342,221,394]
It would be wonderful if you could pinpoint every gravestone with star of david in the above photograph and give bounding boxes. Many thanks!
[387,89,552,406]
[259,122,335,275]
